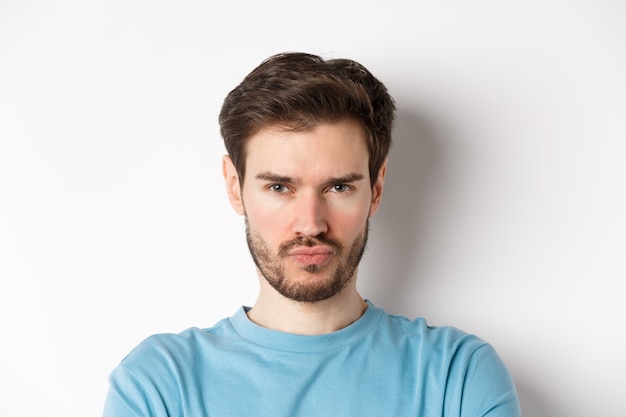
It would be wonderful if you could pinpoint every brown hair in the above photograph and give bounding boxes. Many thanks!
[219,52,395,185]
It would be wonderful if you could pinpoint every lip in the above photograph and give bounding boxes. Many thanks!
[288,247,333,267]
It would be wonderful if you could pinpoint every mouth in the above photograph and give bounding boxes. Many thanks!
[287,247,334,267]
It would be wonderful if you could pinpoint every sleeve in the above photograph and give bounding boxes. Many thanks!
[102,365,172,417]
[102,333,189,417]
[459,344,521,417]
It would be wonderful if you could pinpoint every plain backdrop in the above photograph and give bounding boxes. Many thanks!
[1,1,624,416]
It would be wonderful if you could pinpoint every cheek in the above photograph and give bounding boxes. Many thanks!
[330,203,371,234]
[250,213,280,233]
[244,199,284,236]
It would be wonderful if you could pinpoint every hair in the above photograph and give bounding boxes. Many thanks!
[219,52,396,185]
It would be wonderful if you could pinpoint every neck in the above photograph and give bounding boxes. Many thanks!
[246,275,367,335]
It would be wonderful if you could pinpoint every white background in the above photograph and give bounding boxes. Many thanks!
[1,1,624,416]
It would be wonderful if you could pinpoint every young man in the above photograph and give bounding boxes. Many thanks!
[103,52,521,417]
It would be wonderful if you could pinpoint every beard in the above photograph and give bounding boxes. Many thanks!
[245,219,369,303]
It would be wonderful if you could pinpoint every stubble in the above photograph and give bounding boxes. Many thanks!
[245,219,369,303]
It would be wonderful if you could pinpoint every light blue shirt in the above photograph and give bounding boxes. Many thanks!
[103,302,520,416]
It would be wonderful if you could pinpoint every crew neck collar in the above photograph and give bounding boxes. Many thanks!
[228,300,384,353]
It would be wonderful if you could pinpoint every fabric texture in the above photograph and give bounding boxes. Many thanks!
[103,302,520,417]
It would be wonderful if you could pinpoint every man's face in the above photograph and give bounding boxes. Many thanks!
[223,118,385,303]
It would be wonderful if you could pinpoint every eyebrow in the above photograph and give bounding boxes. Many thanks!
[254,172,365,187]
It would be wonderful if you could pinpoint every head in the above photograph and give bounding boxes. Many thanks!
[219,52,395,187]
[219,52,395,303]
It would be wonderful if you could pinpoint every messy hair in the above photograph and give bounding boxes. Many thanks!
[219,52,395,185]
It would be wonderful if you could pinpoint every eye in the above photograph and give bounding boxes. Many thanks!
[269,183,288,193]
[330,184,350,193]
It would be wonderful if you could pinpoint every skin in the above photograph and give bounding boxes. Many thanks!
[223,118,386,335]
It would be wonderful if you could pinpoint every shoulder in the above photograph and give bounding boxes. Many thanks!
[104,323,232,417]
[380,310,488,354]
[377,310,520,415]
[373,309,511,379]
[116,316,235,374]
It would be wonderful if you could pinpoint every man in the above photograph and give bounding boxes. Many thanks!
[103,52,521,417]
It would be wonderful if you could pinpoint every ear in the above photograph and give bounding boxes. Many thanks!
[369,159,387,218]
[222,155,245,216]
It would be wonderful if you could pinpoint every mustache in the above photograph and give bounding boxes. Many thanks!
[278,235,342,256]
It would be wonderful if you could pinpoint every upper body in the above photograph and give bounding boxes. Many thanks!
[103,302,520,417]
[103,52,521,416]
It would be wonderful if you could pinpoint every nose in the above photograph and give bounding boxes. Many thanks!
[292,190,328,237]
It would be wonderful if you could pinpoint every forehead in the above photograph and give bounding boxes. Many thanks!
[244,119,370,178]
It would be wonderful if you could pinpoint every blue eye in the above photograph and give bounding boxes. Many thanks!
[332,184,349,193]
[270,184,287,193]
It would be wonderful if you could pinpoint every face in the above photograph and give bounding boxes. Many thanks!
[223,118,386,303]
